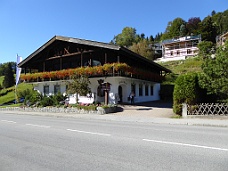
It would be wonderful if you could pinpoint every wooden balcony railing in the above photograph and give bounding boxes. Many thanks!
[20,63,163,83]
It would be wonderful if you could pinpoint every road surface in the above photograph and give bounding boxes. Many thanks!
[0,113,228,171]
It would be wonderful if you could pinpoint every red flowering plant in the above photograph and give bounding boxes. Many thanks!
[103,63,113,74]
[113,63,129,71]
[20,74,31,82]
[94,66,103,75]
[114,63,131,76]
[84,67,96,76]
[67,69,75,79]
[19,62,162,83]
[56,70,66,80]
[40,72,52,80]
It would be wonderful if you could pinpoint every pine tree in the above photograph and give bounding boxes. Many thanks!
[3,63,15,88]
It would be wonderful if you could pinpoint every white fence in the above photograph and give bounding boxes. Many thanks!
[186,103,228,115]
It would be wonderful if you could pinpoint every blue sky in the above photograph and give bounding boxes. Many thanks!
[0,0,227,63]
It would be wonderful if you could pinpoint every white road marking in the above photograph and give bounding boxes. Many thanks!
[25,124,50,128]
[67,129,111,137]
[1,120,16,124]
[142,139,228,152]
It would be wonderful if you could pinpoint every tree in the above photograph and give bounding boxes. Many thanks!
[130,39,154,60]
[154,32,162,42]
[179,24,187,37]
[112,27,137,47]
[199,41,228,102]
[212,10,228,35]
[199,16,217,43]
[161,18,186,40]
[211,10,216,16]
[3,63,15,88]
[0,62,16,76]
[173,73,201,115]
[149,35,154,42]
[186,17,201,35]
[197,41,214,59]
[66,75,91,103]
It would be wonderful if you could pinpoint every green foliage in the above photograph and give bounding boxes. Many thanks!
[113,27,137,47]
[197,41,214,59]
[173,73,201,115]
[71,104,97,111]
[0,76,4,85]
[199,16,217,43]
[3,63,15,88]
[67,75,91,103]
[162,73,178,85]
[199,41,228,102]
[0,83,33,105]
[0,62,16,76]
[39,95,53,107]
[161,18,186,40]
[212,9,228,35]
[154,32,163,42]
[159,57,203,75]
[129,39,154,60]
[18,88,40,105]
[0,88,13,96]
[38,93,67,107]
[186,17,201,35]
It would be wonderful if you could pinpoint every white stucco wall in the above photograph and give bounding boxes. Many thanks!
[32,76,161,104]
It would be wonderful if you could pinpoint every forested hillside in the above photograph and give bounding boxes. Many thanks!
[111,9,228,60]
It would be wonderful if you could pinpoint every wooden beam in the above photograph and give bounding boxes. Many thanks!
[105,53,107,63]
[64,47,70,54]
[46,50,94,61]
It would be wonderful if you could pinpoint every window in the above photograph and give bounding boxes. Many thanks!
[177,50,180,55]
[150,85,154,96]
[139,84,143,96]
[43,85,49,95]
[170,51,173,56]
[187,49,192,54]
[145,85,148,96]
[54,85,60,94]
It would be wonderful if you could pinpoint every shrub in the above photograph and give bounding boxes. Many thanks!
[18,89,40,106]
[39,95,54,107]
[173,73,201,115]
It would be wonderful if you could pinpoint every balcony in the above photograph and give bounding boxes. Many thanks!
[20,63,163,83]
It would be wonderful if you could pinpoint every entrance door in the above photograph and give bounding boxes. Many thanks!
[118,86,123,103]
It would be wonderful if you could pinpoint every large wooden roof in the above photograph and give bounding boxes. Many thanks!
[18,35,171,73]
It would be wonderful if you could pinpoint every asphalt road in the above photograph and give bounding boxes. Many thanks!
[0,113,228,171]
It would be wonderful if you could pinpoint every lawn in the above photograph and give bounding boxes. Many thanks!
[159,57,203,75]
[0,82,33,105]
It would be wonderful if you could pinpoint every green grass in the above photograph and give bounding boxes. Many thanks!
[158,57,203,85]
[159,57,203,75]
[0,82,33,105]
[0,103,22,108]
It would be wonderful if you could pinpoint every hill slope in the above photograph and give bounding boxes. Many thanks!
[158,57,203,75]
